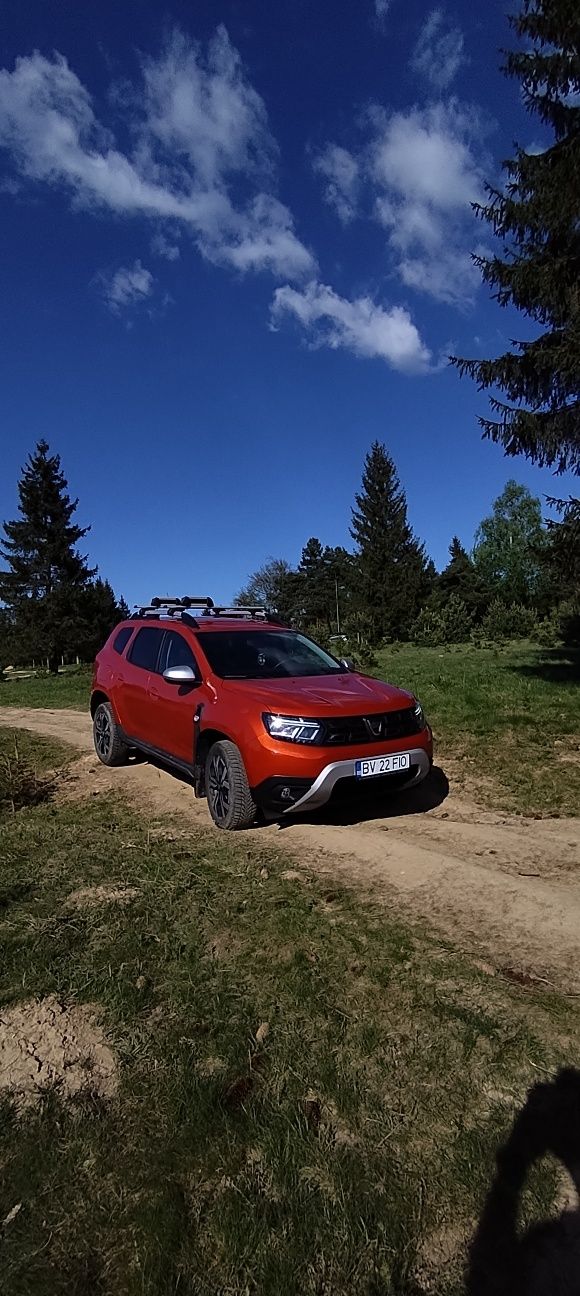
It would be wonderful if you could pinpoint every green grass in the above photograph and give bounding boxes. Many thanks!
[0,729,577,1294]
[0,664,91,709]
[376,642,580,816]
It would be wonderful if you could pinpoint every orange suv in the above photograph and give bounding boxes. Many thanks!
[91,597,433,829]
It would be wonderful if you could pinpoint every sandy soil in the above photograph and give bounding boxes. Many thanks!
[2,706,579,992]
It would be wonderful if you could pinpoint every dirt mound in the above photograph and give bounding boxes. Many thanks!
[66,885,139,910]
[0,996,118,1110]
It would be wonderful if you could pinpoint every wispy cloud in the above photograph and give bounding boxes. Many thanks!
[410,9,466,92]
[0,29,315,281]
[312,144,359,223]
[271,280,432,374]
[374,0,392,25]
[371,100,486,306]
[150,230,180,261]
[313,99,489,308]
[97,260,154,314]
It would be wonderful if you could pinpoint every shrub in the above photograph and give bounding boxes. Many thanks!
[412,595,474,646]
[480,599,539,643]
[0,742,55,816]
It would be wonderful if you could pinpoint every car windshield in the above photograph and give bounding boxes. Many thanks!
[196,629,344,679]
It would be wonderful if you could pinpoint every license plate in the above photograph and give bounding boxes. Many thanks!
[355,753,411,779]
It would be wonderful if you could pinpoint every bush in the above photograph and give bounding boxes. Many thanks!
[412,595,474,646]
[0,742,55,816]
[559,601,580,647]
[480,599,539,643]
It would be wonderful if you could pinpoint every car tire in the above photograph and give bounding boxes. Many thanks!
[93,701,130,767]
[205,740,257,830]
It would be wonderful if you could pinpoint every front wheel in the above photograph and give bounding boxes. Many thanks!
[93,701,130,767]
[205,740,256,830]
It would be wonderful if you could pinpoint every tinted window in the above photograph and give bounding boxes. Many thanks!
[128,627,164,672]
[196,630,343,679]
[159,631,198,675]
[113,627,133,656]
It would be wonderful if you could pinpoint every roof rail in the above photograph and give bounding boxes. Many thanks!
[129,598,287,627]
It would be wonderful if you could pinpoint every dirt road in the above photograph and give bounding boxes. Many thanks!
[3,706,580,992]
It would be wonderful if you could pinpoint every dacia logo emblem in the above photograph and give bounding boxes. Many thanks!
[366,716,383,738]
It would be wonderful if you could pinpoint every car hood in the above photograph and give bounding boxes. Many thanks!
[221,672,414,716]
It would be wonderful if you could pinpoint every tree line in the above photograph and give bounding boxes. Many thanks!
[236,440,578,654]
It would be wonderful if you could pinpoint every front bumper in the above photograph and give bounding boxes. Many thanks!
[253,746,432,818]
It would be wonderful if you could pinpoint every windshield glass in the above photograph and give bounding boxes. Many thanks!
[196,630,344,679]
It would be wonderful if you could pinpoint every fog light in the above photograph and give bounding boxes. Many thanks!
[280,786,293,801]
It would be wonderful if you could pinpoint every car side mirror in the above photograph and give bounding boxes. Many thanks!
[162,665,199,686]
[339,658,355,672]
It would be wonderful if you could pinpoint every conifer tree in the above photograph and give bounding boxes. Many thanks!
[350,442,432,642]
[452,0,580,474]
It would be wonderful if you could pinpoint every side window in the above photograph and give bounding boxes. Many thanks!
[128,627,164,672]
[113,627,133,656]
[159,631,199,676]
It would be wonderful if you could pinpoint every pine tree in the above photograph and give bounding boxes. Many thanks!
[436,536,491,621]
[0,441,96,671]
[350,442,432,642]
[451,0,580,474]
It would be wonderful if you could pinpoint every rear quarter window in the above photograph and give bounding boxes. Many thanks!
[112,627,133,656]
[127,627,164,672]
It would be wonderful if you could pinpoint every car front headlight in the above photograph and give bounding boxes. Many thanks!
[263,713,321,743]
[413,699,426,728]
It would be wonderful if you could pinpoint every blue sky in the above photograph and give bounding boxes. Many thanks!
[0,0,574,606]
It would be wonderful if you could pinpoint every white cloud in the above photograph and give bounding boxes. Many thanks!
[411,9,466,92]
[151,230,180,261]
[371,101,486,306]
[0,30,315,281]
[271,280,432,374]
[98,260,154,313]
[374,0,392,23]
[312,144,359,223]
[313,101,487,308]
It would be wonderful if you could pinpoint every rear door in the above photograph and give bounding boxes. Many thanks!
[150,630,202,765]
[122,626,165,744]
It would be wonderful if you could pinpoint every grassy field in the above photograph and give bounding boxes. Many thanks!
[0,727,578,1294]
[1,643,579,816]
[377,643,580,817]
[0,664,92,709]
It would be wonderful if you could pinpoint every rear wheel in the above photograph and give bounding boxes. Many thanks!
[205,740,256,830]
[93,701,130,767]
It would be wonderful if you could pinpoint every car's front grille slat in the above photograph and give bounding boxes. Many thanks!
[320,707,420,746]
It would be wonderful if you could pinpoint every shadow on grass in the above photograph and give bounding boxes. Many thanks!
[280,764,450,830]
[511,647,580,685]
[467,1068,580,1296]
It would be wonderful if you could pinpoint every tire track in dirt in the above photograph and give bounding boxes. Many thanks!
[2,707,579,992]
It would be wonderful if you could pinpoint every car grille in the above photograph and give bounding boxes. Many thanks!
[319,707,421,746]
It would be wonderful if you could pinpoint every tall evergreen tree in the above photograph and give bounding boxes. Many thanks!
[350,442,432,642]
[451,0,580,474]
[0,442,122,671]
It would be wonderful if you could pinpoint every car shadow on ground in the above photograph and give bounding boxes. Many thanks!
[136,754,449,830]
[277,764,450,830]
